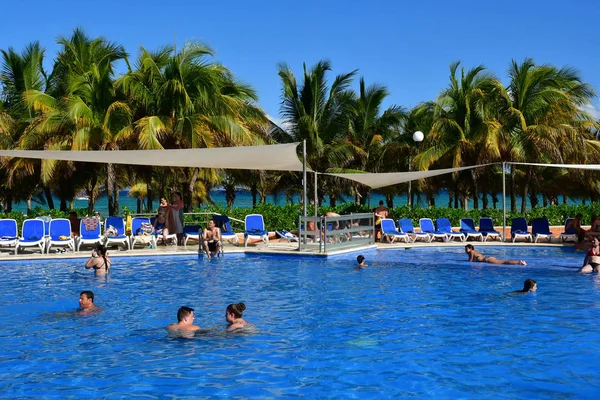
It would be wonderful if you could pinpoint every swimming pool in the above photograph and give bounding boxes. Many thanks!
[1,246,599,398]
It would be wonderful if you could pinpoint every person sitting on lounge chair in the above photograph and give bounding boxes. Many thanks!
[465,244,526,265]
[373,201,389,241]
[203,218,221,259]
[566,214,586,242]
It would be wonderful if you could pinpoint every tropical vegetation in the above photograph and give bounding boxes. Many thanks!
[1,29,599,217]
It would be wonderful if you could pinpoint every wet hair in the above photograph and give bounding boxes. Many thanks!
[465,244,474,251]
[226,302,246,318]
[522,279,536,292]
[379,200,384,206]
[177,306,194,322]
[95,245,109,270]
[80,290,94,302]
[357,255,365,264]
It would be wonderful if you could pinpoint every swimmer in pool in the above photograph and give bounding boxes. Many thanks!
[225,302,249,331]
[356,255,367,269]
[166,306,201,332]
[79,290,99,313]
[465,244,527,265]
[85,245,111,275]
[513,279,537,293]
[579,237,600,273]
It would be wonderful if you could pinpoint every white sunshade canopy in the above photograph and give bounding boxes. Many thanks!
[326,164,496,189]
[509,162,600,171]
[0,143,306,172]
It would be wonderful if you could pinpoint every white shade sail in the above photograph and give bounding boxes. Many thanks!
[0,143,306,172]
[326,164,496,189]
[509,162,600,171]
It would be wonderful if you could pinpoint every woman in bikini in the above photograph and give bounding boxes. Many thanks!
[465,244,526,265]
[225,302,249,332]
[85,245,111,275]
[579,237,600,273]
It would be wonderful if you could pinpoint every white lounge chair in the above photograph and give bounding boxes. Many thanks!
[244,214,268,247]
[47,218,75,253]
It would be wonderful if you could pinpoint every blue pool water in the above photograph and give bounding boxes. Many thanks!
[1,246,600,398]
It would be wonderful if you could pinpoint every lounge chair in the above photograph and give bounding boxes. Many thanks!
[130,217,156,249]
[398,218,430,243]
[47,218,75,253]
[560,218,578,243]
[380,218,410,243]
[244,214,269,247]
[532,218,554,243]
[510,218,532,243]
[150,216,178,246]
[0,219,19,252]
[183,225,201,247]
[103,216,131,250]
[460,219,484,242]
[36,216,51,244]
[419,218,447,242]
[77,217,103,251]
[479,218,502,242]
[436,218,465,242]
[213,215,239,245]
[15,219,46,255]
[276,229,299,242]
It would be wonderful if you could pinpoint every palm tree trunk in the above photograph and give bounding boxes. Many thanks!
[107,163,115,216]
[448,191,453,208]
[510,165,516,212]
[137,198,141,213]
[520,167,533,214]
[471,171,479,210]
[563,195,567,204]
[481,182,489,209]
[251,183,258,207]
[43,186,55,210]
[4,190,12,213]
[386,194,394,209]
[146,170,153,212]
[529,189,539,208]
[59,196,67,212]
[185,168,199,212]
[87,175,97,214]
[329,193,336,207]
[27,195,32,214]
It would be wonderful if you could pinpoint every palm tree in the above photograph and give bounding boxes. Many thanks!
[276,60,357,205]
[498,58,598,212]
[415,62,501,210]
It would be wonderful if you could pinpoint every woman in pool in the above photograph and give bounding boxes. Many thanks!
[579,237,600,273]
[85,245,111,275]
[465,244,526,265]
[225,302,249,331]
[356,255,367,269]
[514,279,537,293]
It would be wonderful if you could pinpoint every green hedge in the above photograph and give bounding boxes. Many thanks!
[6,203,600,234]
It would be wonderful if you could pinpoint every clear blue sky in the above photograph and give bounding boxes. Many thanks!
[2,0,599,120]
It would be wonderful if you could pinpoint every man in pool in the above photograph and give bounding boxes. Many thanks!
[356,255,367,269]
[465,244,527,265]
[79,290,99,313]
[166,306,200,332]
[579,237,600,273]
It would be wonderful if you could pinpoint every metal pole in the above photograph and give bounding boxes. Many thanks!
[303,140,307,218]
[314,172,318,218]
[502,162,507,242]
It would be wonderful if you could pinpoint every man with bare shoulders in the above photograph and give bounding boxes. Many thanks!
[203,219,222,258]
[79,290,99,313]
[373,200,389,241]
[166,306,200,332]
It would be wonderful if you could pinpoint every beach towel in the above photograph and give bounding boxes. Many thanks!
[140,223,154,234]
[103,225,118,238]
[125,215,132,236]
[82,217,100,232]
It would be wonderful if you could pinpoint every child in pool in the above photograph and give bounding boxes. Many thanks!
[226,302,249,331]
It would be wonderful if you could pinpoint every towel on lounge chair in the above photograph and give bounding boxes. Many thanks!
[245,228,267,237]
[103,225,118,237]
[82,217,100,232]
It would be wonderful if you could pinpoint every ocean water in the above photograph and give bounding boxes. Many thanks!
[0,247,598,397]
[10,189,582,215]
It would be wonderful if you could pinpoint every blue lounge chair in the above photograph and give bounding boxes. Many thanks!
[244,214,268,247]
[183,225,201,247]
[560,218,578,243]
[276,229,299,242]
[419,218,447,242]
[0,219,19,252]
[436,218,465,242]
[130,217,155,248]
[104,216,131,250]
[36,216,51,244]
[213,215,239,245]
[479,218,502,242]
[510,218,532,243]
[532,218,554,243]
[398,218,430,242]
[380,218,410,243]
[15,219,46,254]
[460,219,483,242]
[47,218,75,253]
[77,217,103,251]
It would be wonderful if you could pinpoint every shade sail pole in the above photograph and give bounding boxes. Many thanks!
[303,140,307,218]
[314,172,318,218]
[502,162,507,242]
